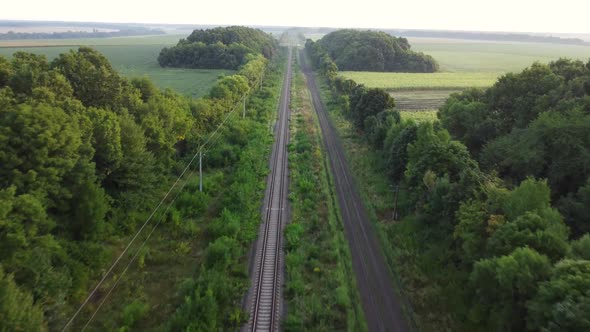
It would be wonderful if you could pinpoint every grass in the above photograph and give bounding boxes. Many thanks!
[340,71,500,90]
[0,35,232,98]
[400,110,439,122]
[390,89,460,111]
[283,56,366,331]
[409,37,590,72]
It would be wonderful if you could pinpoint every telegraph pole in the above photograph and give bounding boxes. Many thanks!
[242,94,246,118]
[199,150,203,192]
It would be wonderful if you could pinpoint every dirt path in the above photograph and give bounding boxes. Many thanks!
[300,49,409,332]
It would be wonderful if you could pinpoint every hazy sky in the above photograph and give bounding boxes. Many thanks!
[3,0,590,34]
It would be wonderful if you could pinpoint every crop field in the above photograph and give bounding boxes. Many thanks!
[390,89,460,110]
[340,38,590,111]
[340,71,496,111]
[0,35,232,97]
[409,37,590,72]
[400,110,438,122]
[341,71,500,90]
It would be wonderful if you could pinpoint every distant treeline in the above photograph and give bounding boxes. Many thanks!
[0,28,165,40]
[313,29,439,73]
[384,29,590,45]
[158,26,278,70]
[294,26,589,46]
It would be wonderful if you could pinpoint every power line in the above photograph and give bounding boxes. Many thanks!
[61,93,248,331]
[81,169,196,331]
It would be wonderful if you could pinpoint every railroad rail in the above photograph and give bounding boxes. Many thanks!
[246,48,293,332]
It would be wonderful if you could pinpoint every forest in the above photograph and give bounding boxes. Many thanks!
[313,29,439,73]
[307,40,590,331]
[158,26,278,69]
[0,39,270,329]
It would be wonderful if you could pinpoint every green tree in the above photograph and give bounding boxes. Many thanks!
[487,210,569,262]
[454,199,489,264]
[469,247,552,331]
[0,103,81,203]
[0,265,47,332]
[88,107,123,178]
[570,234,590,260]
[8,52,48,96]
[350,87,395,130]
[559,178,590,237]
[0,56,14,87]
[51,47,123,108]
[527,260,590,332]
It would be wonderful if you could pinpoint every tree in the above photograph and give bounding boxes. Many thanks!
[438,88,494,155]
[454,199,489,264]
[158,26,277,70]
[51,47,123,108]
[0,56,14,87]
[0,265,47,331]
[384,120,418,183]
[405,123,479,192]
[570,234,590,260]
[8,52,48,96]
[364,110,400,149]
[469,247,552,331]
[559,178,590,237]
[88,107,123,178]
[527,260,590,332]
[350,87,395,130]
[317,29,438,73]
[487,210,569,262]
[0,103,82,203]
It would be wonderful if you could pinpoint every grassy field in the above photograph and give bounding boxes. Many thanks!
[341,71,500,90]
[409,37,590,72]
[400,110,438,122]
[340,71,495,111]
[0,35,232,98]
[390,90,460,111]
[341,38,590,111]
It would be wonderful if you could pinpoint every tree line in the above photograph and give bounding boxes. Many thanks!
[0,28,165,40]
[308,41,590,331]
[311,29,439,73]
[0,46,268,330]
[158,26,278,70]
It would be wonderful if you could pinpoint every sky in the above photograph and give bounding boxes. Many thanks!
[2,0,590,34]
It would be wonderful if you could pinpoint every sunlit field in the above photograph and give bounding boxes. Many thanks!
[0,35,232,97]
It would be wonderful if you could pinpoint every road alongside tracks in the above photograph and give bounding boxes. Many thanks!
[300,50,409,332]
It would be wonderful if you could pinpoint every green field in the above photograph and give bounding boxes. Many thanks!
[409,37,590,72]
[390,89,460,111]
[341,71,500,90]
[0,35,232,98]
[400,110,438,122]
[340,38,590,111]
[340,71,496,111]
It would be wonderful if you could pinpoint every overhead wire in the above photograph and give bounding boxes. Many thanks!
[61,92,250,331]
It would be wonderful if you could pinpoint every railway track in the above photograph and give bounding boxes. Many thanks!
[246,48,293,332]
[300,50,409,332]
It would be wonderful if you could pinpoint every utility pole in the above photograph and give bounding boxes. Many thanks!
[392,185,399,221]
[242,94,246,118]
[199,150,203,192]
